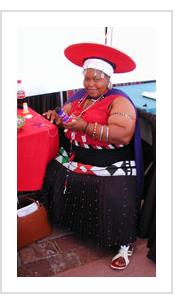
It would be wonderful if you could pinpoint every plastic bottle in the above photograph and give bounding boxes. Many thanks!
[17,80,26,109]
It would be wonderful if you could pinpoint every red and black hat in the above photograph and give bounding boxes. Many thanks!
[64,42,136,73]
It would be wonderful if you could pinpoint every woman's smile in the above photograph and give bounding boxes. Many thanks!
[86,88,99,96]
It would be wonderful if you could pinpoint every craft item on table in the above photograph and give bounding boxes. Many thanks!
[17,115,25,131]
[24,114,33,119]
[22,102,30,114]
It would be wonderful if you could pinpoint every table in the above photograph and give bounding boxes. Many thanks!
[17,107,59,191]
[117,81,156,115]
[117,81,156,262]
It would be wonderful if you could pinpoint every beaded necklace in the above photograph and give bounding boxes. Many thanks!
[75,93,105,117]
[63,93,105,194]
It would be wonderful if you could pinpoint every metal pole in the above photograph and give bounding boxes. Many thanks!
[104,27,113,46]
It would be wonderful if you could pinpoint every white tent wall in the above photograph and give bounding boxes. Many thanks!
[111,27,156,85]
[16,15,156,97]
[17,26,106,96]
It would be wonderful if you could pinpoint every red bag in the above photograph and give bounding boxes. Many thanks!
[17,197,52,250]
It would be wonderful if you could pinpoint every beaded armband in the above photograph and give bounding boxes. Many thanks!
[106,126,109,142]
[110,112,133,120]
[99,125,104,141]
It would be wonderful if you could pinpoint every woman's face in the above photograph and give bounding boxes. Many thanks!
[83,68,110,98]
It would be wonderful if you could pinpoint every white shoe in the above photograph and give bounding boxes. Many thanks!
[110,245,130,270]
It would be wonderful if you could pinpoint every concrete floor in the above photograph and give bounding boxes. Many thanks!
[17,228,156,277]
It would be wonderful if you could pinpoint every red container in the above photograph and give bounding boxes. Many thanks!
[17,197,52,250]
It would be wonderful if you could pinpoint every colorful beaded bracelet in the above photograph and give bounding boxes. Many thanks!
[92,122,98,138]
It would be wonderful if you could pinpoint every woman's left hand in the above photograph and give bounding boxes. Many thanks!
[63,116,87,132]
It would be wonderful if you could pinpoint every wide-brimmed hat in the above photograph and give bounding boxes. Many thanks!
[64,42,136,73]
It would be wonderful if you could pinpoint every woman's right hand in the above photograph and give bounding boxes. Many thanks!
[42,110,62,125]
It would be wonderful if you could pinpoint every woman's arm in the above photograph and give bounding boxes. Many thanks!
[42,103,72,125]
[81,96,136,145]
[61,96,136,145]
[106,96,136,145]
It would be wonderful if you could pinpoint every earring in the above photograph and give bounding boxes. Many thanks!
[108,81,113,89]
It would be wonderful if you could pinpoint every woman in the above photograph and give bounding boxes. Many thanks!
[41,42,143,270]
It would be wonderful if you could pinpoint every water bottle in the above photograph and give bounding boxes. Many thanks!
[17,80,26,109]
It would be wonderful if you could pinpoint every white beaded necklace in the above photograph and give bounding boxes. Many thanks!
[78,94,104,117]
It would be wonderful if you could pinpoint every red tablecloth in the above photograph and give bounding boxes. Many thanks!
[17,107,59,191]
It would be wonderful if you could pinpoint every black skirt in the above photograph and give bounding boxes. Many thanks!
[40,159,139,248]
